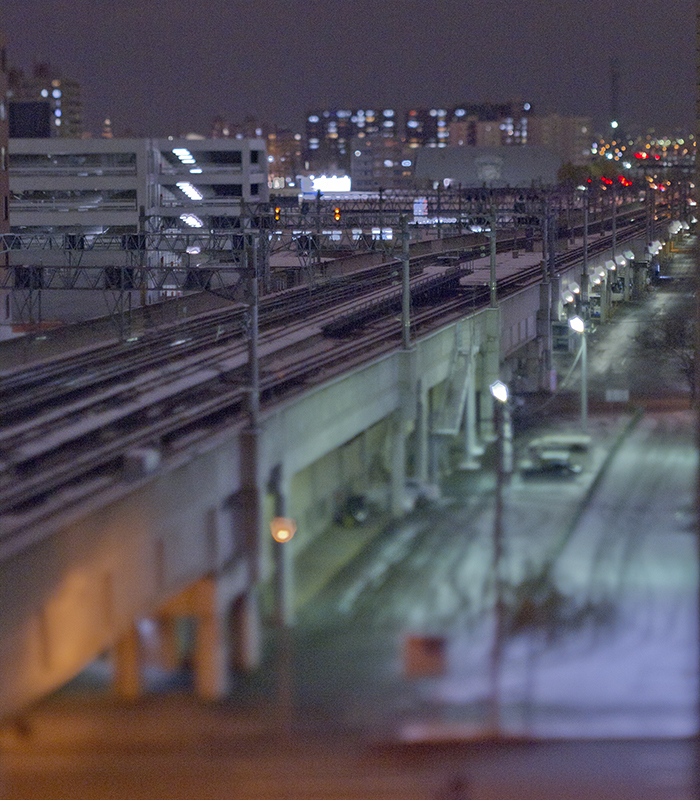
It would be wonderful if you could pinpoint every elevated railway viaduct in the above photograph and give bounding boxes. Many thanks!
[0,212,656,716]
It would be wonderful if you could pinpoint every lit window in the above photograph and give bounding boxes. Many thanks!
[180,213,204,228]
[176,181,204,200]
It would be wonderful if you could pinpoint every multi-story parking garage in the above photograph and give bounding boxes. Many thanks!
[3,137,268,329]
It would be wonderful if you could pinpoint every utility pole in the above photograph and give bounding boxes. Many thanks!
[489,205,498,308]
[246,242,259,427]
[581,186,589,313]
[315,190,322,274]
[401,216,411,349]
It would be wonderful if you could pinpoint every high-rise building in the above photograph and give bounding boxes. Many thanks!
[8,63,82,138]
[267,128,303,190]
[527,114,593,166]
[405,101,532,148]
[350,135,415,192]
[305,108,398,171]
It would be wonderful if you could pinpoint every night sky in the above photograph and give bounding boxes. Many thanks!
[1,0,695,138]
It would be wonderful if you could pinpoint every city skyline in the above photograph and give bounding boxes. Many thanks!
[2,0,695,138]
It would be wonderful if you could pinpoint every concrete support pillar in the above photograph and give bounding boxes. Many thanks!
[189,574,256,700]
[415,380,429,482]
[390,409,406,516]
[480,307,501,439]
[461,348,483,468]
[536,281,553,390]
[239,429,262,583]
[112,622,142,699]
[231,590,261,671]
[155,614,180,672]
[194,596,229,700]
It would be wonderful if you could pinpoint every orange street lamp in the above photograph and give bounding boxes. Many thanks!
[270,517,296,543]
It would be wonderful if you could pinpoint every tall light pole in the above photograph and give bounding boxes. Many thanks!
[569,316,588,431]
[488,379,509,735]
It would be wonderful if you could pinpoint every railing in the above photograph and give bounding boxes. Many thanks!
[10,200,138,213]
[9,166,137,177]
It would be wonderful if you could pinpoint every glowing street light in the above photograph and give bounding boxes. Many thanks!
[569,316,588,431]
[270,517,296,543]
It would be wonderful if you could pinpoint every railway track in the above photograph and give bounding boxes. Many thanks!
[0,214,654,527]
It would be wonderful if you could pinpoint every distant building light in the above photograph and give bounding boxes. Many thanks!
[455,108,466,117]
[383,109,395,117]
[311,174,352,192]
[407,120,419,128]
[308,115,319,123]
[40,89,48,98]
[52,89,61,98]
[383,159,393,167]
[354,150,362,157]
[524,102,531,111]
[54,109,61,117]
[180,214,204,228]
[401,159,412,167]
